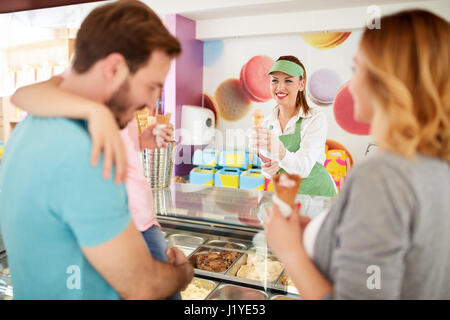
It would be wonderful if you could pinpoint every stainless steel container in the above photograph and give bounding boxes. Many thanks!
[189,240,247,274]
[181,277,218,300]
[168,234,205,257]
[277,271,299,295]
[207,284,268,300]
[152,187,173,214]
[228,251,284,284]
[141,141,175,189]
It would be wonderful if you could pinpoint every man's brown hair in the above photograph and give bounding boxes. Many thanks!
[72,0,181,74]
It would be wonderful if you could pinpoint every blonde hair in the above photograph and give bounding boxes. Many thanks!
[360,10,450,162]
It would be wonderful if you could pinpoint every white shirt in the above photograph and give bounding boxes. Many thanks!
[303,208,330,258]
[262,106,328,178]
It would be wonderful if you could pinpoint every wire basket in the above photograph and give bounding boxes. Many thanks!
[141,141,175,189]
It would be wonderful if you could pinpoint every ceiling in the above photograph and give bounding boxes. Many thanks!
[0,0,107,14]
[143,0,437,20]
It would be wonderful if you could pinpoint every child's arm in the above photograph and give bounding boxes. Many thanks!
[11,77,127,184]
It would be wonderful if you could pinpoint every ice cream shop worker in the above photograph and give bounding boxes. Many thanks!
[249,56,337,197]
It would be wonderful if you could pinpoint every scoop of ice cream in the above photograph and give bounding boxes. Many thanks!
[152,124,167,148]
[247,253,265,266]
[237,253,283,282]
[252,109,264,126]
[278,174,297,188]
[281,274,294,286]
[181,279,213,300]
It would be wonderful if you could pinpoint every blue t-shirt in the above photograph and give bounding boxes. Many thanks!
[0,116,131,299]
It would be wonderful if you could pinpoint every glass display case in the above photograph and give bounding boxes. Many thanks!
[0,252,12,300]
[155,183,334,300]
[0,182,333,300]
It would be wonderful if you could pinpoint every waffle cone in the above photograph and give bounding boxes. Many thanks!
[155,113,175,142]
[135,108,150,135]
[156,112,172,125]
[272,173,302,207]
[252,109,264,126]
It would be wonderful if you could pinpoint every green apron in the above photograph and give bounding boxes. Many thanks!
[276,117,337,197]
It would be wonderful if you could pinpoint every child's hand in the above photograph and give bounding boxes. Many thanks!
[140,122,174,150]
[88,105,127,185]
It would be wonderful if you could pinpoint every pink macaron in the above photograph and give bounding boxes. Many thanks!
[333,82,371,135]
[240,55,274,103]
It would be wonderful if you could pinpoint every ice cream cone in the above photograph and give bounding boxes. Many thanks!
[148,116,156,126]
[155,112,174,142]
[136,107,150,135]
[252,109,264,127]
[272,173,302,208]
[156,112,171,125]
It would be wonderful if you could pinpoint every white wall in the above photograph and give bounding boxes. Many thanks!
[203,31,373,164]
[196,0,450,40]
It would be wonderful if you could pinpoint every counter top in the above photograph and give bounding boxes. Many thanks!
[153,183,334,230]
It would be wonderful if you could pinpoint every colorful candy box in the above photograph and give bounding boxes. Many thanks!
[324,149,351,193]
[324,149,349,178]
[265,178,274,192]
[189,167,216,186]
[250,152,261,168]
[192,149,220,168]
[214,168,241,188]
[240,169,265,190]
[218,150,251,170]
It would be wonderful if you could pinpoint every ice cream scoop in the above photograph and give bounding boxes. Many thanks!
[272,173,302,218]
[153,112,173,147]
[277,174,297,188]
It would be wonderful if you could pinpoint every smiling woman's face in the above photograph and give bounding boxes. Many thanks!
[349,48,374,123]
[270,71,304,108]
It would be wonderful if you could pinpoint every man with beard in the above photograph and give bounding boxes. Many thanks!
[0,1,193,299]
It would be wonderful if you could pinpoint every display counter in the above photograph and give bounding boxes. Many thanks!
[154,183,334,300]
[0,182,333,300]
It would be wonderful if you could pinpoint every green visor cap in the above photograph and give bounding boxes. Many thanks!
[267,60,304,78]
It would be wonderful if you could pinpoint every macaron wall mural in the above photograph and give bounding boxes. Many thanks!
[202,31,373,164]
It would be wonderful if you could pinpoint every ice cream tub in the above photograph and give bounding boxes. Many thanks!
[218,150,251,170]
[192,149,220,167]
[240,169,265,190]
[207,283,268,300]
[189,240,247,274]
[277,271,299,295]
[181,277,218,300]
[168,234,205,257]
[227,250,284,284]
[214,168,241,189]
[189,167,216,186]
